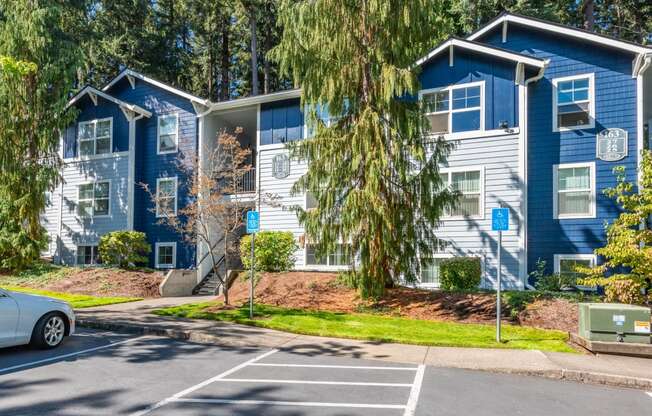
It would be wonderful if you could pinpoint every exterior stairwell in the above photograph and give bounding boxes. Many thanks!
[193,255,226,296]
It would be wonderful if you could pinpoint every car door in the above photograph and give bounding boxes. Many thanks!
[0,290,20,347]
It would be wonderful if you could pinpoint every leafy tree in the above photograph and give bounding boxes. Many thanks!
[0,1,83,269]
[272,0,458,298]
[98,231,151,268]
[579,151,652,304]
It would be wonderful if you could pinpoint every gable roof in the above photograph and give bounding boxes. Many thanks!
[67,86,152,118]
[415,36,547,68]
[102,68,210,106]
[467,12,652,56]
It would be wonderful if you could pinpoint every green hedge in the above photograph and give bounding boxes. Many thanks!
[240,231,297,272]
[439,257,482,291]
[99,231,151,269]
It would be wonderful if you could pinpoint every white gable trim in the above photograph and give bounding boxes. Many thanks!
[67,86,152,118]
[102,69,210,106]
[467,13,652,55]
[415,37,546,68]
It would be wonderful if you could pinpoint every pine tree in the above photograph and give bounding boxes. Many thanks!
[0,1,83,269]
[272,0,457,297]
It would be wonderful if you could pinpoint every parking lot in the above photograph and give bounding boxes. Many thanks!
[1,329,651,415]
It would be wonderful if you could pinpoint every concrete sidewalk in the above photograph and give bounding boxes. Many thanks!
[76,297,652,391]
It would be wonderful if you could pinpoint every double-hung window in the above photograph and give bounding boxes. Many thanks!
[553,74,594,131]
[440,167,484,219]
[419,255,451,287]
[78,118,112,156]
[76,245,100,265]
[554,163,595,219]
[155,242,176,269]
[157,114,179,154]
[421,82,483,135]
[156,177,177,217]
[78,181,110,217]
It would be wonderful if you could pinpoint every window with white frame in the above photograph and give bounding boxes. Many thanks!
[554,163,595,218]
[156,177,177,217]
[305,243,351,267]
[421,82,483,135]
[78,118,112,156]
[305,192,318,210]
[155,243,176,268]
[157,114,179,154]
[440,168,483,218]
[78,181,110,217]
[553,74,594,131]
[76,245,99,265]
[554,254,595,280]
[419,255,451,286]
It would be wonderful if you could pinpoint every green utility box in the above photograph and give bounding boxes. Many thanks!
[579,303,651,344]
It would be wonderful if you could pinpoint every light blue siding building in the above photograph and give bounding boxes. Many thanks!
[43,13,652,293]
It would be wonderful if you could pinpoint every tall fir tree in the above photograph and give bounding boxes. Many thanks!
[272,0,458,297]
[0,0,83,269]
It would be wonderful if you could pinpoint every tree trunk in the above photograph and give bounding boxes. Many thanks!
[219,13,230,101]
[249,7,259,96]
[263,1,272,94]
[583,0,594,31]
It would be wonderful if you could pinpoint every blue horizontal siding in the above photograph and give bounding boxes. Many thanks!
[107,77,197,269]
[478,24,639,277]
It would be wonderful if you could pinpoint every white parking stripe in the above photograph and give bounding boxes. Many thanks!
[173,398,407,409]
[130,349,279,416]
[0,336,145,374]
[249,363,419,371]
[646,392,652,398]
[404,364,425,416]
[220,378,412,387]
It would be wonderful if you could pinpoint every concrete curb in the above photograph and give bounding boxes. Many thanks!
[77,319,652,391]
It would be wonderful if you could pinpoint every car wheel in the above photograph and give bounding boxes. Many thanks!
[31,312,67,349]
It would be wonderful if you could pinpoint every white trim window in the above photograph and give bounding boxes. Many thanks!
[419,254,453,287]
[553,162,596,219]
[78,181,110,218]
[554,254,596,279]
[156,177,178,217]
[78,117,112,156]
[420,81,484,135]
[155,242,176,269]
[305,243,351,267]
[157,113,179,154]
[305,192,318,211]
[552,73,595,131]
[440,167,484,219]
[76,245,100,266]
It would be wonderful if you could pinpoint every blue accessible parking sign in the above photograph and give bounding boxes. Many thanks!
[491,208,509,232]
[246,211,260,233]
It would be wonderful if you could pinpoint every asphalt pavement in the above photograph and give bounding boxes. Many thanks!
[1,329,650,416]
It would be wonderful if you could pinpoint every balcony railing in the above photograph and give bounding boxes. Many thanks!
[237,169,256,193]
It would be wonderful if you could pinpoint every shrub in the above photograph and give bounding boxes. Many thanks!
[439,257,482,291]
[603,277,647,305]
[98,231,151,268]
[240,231,297,272]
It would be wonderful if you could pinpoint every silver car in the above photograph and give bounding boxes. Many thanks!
[0,288,75,349]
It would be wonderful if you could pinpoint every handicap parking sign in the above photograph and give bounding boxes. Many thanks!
[246,211,260,233]
[492,208,509,232]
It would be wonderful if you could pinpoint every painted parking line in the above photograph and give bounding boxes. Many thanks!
[0,336,145,374]
[248,363,419,371]
[646,392,652,399]
[130,348,280,416]
[172,398,407,410]
[404,365,426,416]
[218,378,413,387]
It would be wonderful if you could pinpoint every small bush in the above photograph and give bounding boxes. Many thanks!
[603,278,647,305]
[240,231,297,272]
[439,257,481,291]
[98,231,151,269]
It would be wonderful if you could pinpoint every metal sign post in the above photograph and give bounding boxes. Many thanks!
[491,207,509,343]
[246,211,260,319]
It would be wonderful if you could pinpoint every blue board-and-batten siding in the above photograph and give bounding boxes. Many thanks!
[64,95,130,158]
[477,24,639,277]
[106,77,198,269]
[419,48,520,130]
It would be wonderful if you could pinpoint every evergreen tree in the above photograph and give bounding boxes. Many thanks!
[0,1,83,269]
[272,0,458,297]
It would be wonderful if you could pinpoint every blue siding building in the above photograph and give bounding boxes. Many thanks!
[44,13,652,292]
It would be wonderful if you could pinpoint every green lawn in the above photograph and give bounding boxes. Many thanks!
[2,285,141,309]
[154,302,575,353]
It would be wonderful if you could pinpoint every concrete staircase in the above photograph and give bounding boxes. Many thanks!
[193,255,226,296]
